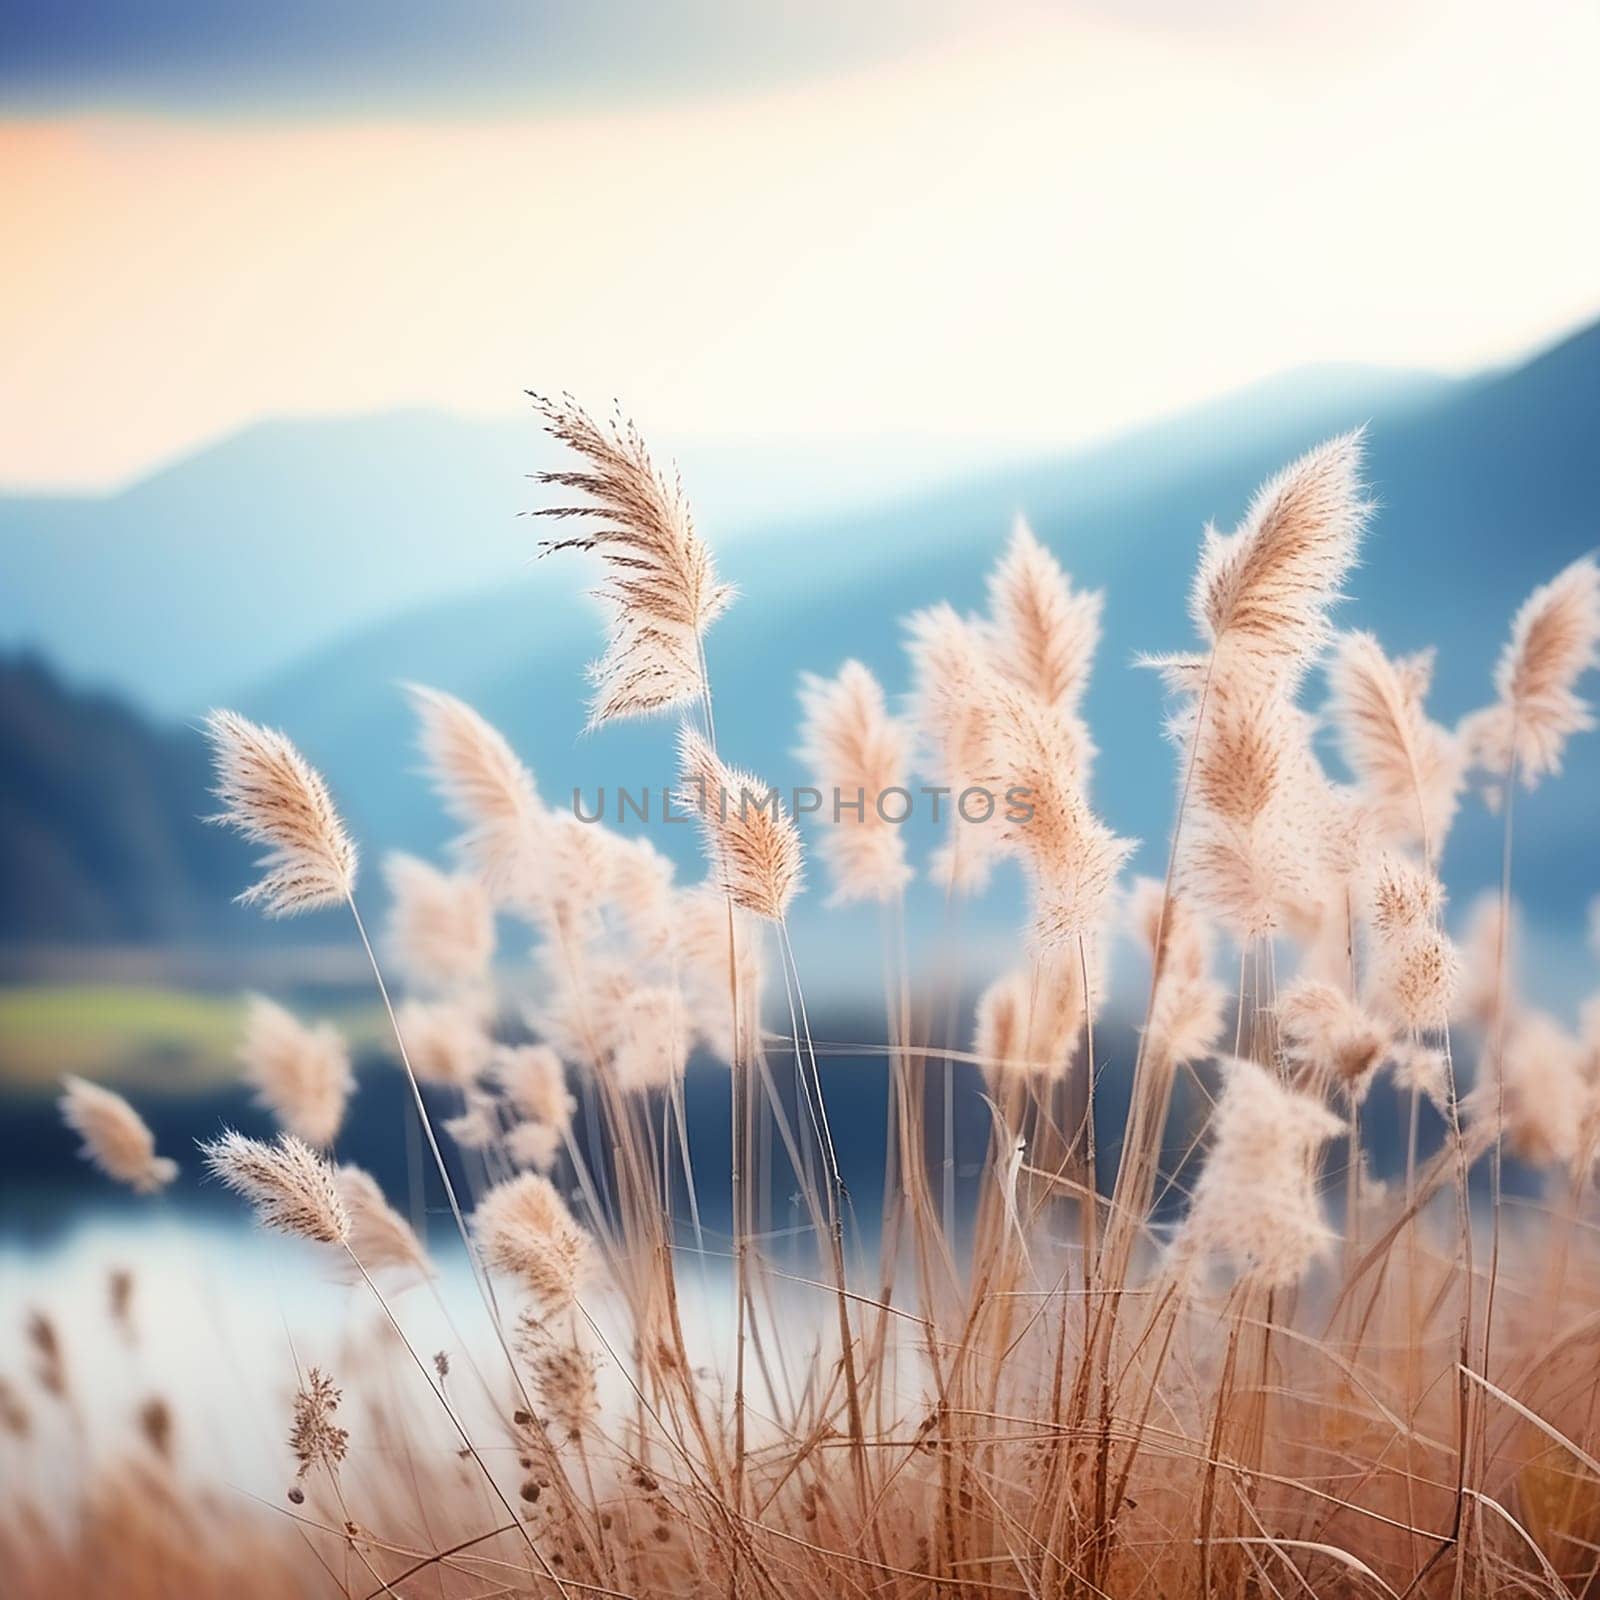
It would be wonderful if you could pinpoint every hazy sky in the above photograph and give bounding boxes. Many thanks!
[3,0,1597,490]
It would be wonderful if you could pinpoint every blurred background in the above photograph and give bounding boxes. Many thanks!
[2,0,1598,1281]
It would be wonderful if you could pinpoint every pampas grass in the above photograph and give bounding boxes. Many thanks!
[1327,630,1464,856]
[1465,553,1600,786]
[529,393,732,726]
[202,710,356,915]
[383,852,496,995]
[796,660,914,904]
[1190,428,1368,681]
[238,995,353,1147]
[200,1131,349,1246]
[1177,1053,1345,1286]
[58,1076,178,1194]
[473,1173,591,1308]
[18,420,1600,1600]
[676,727,802,920]
[334,1163,432,1282]
[407,682,545,901]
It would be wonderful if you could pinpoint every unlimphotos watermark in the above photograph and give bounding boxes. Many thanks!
[571,783,1036,826]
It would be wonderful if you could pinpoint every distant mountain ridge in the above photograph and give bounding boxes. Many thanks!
[0,364,1448,717]
[0,654,251,944]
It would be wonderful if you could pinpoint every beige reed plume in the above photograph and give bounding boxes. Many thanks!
[1191,430,1368,681]
[238,995,354,1148]
[1362,854,1460,1033]
[1463,553,1600,787]
[493,1044,576,1133]
[610,985,690,1093]
[906,601,1005,892]
[203,710,356,915]
[406,684,544,901]
[1277,977,1390,1102]
[1176,684,1323,940]
[1482,1011,1593,1172]
[474,1172,591,1308]
[796,660,914,904]
[334,1165,432,1282]
[506,1120,563,1173]
[600,831,677,957]
[1176,1055,1345,1289]
[677,727,802,921]
[200,1130,349,1246]
[1126,878,1226,1069]
[383,852,496,995]
[981,687,1132,950]
[1326,631,1463,855]
[985,515,1103,713]
[973,958,1087,1084]
[529,393,732,725]
[395,999,493,1089]
[58,1076,177,1195]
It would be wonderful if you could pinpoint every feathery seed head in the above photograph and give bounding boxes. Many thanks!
[1326,631,1464,854]
[979,688,1131,950]
[334,1165,432,1282]
[1366,853,1445,942]
[493,1044,575,1132]
[906,602,1007,893]
[1126,880,1227,1068]
[59,1077,178,1195]
[201,1131,348,1245]
[239,996,354,1148]
[1390,1041,1450,1111]
[796,661,914,905]
[973,957,1088,1085]
[1177,1056,1344,1288]
[506,1120,564,1173]
[1479,1012,1594,1171]
[529,394,731,726]
[442,1096,499,1150]
[203,710,356,916]
[1277,978,1390,1101]
[289,1368,348,1482]
[1176,685,1328,940]
[383,853,496,995]
[674,886,765,1064]
[407,685,545,902]
[518,1315,601,1439]
[396,999,493,1089]
[984,516,1103,714]
[1190,430,1369,683]
[1453,890,1516,1029]
[603,833,677,957]
[1468,554,1600,787]
[610,986,689,1093]
[474,1173,591,1308]
[1368,926,1460,1035]
[677,728,802,921]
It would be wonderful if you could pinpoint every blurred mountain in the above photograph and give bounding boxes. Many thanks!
[0,414,1171,716]
[0,654,251,944]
